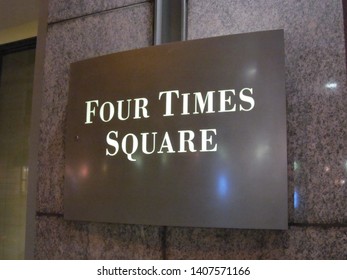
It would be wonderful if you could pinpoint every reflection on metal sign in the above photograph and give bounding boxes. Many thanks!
[65,30,288,229]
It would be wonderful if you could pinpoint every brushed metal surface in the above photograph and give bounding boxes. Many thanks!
[65,30,287,229]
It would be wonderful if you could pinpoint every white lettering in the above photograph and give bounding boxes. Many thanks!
[134,98,150,119]
[158,90,179,117]
[181,93,190,115]
[105,129,219,161]
[106,131,119,156]
[178,130,197,152]
[141,132,157,154]
[158,132,176,153]
[200,129,217,152]
[99,101,115,122]
[193,91,215,114]
[239,88,255,111]
[117,99,132,121]
[219,89,236,112]
[85,100,99,124]
[122,134,138,161]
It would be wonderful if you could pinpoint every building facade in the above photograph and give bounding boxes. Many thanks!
[24,0,347,259]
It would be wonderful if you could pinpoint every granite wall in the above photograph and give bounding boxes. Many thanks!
[35,0,347,259]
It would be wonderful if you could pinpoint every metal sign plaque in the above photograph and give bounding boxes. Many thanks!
[65,30,287,229]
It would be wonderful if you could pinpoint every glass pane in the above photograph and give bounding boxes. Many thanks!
[0,48,35,259]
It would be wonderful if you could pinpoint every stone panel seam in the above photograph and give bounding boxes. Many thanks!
[36,212,64,218]
[34,214,347,229]
[48,0,151,26]
[85,223,90,259]
[160,226,167,260]
[289,223,347,229]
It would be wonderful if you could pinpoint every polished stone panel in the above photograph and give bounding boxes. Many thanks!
[161,0,347,260]
[35,216,163,259]
[87,223,163,259]
[37,3,153,214]
[187,0,347,224]
[48,0,150,23]
[37,0,346,260]
[166,226,347,259]
[35,216,89,259]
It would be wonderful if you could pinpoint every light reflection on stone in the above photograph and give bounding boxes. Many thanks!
[294,187,299,209]
[334,178,346,187]
[294,161,300,172]
[325,82,337,89]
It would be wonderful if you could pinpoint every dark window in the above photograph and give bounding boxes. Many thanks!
[0,37,36,259]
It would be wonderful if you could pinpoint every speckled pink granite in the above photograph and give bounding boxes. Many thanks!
[35,0,346,259]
